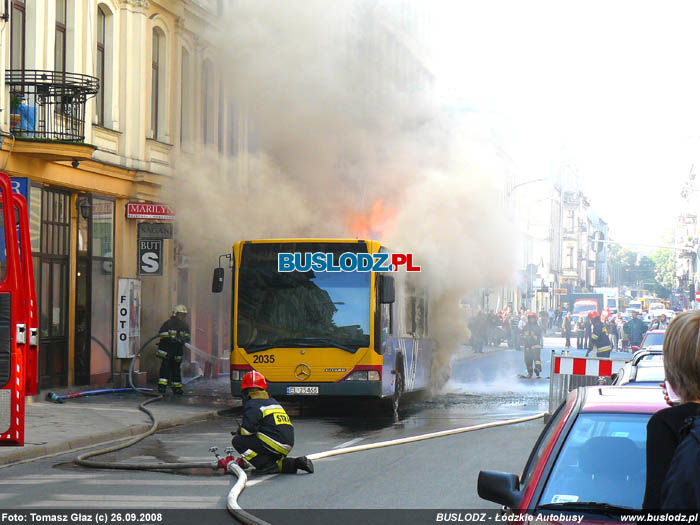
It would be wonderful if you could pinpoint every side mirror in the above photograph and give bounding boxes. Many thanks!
[212,267,224,293]
[379,274,395,304]
[477,470,522,508]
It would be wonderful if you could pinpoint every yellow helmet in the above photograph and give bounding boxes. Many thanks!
[173,304,188,314]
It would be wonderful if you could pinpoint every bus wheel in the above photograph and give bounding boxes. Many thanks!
[392,368,404,415]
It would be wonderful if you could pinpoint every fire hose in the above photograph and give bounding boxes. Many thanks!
[224,411,545,525]
[64,335,545,524]
[74,336,213,470]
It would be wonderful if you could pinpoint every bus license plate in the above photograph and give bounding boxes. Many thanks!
[287,386,319,395]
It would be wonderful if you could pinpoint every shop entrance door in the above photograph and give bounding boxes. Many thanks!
[37,189,70,388]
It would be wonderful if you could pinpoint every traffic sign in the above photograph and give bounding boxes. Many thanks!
[695,291,700,303]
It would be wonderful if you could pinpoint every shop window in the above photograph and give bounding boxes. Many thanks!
[29,185,41,252]
[91,198,113,257]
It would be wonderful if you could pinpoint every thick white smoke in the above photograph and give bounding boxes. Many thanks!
[172,0,517,387]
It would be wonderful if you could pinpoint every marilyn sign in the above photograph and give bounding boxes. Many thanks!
[126,203,175,220]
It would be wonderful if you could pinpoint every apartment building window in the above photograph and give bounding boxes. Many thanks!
[227,103,236,156]
[567,246,574,269]
[566,210,575,232]
[11,0,25,70]
[55,0,67,74]
[151,28,165,140]
[202,61,212,144]
[218,80,224,153]
[95,6,106,125]
[180,48,190,146]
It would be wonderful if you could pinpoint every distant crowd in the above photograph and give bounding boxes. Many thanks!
[467,306,669,354]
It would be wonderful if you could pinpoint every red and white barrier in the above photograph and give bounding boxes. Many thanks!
[553,356,626,377]
[549,352,629,413]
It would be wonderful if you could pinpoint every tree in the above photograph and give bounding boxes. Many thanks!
[650,248,675,298]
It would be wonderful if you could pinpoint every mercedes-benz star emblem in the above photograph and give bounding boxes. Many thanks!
[294,363,311,381]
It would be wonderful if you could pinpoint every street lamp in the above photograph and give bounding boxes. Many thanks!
[507,178,548,198]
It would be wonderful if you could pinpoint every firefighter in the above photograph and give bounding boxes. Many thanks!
[588,311,612,358]
[521,312,543,378]
[231,371,314,475]
[156,305,191,395]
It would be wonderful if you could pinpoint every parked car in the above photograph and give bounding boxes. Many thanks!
[478,386,667,519]
[612,349,664,387]
[634,329,665,352]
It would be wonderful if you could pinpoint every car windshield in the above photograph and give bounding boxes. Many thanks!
[236,242,371,352]
[634,365,665,383]
[642,333,665,348]
[538,413,650,511]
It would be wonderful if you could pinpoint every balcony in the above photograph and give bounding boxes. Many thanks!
[5,70,99,161]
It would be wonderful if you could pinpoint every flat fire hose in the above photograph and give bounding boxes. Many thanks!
[225,411,545,525]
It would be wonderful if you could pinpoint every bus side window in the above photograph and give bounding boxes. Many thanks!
[381,303,393,337]
[415,296,425,337]
[405,295,416,336]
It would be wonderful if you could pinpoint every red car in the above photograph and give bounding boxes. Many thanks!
[478,386,667,520]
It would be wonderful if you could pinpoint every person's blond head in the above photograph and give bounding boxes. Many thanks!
[663,310,700,403]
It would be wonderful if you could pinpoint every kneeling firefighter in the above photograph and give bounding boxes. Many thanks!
[231,371,314,474]
[156,305,190,395]
[588,311,612,358]
[521,312,543,378]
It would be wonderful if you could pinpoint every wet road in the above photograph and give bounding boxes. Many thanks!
[0,335,609,514]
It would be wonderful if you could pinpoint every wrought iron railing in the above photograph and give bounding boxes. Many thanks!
[6,70,99,142]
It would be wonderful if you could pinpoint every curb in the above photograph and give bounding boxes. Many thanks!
[0,408,225,468]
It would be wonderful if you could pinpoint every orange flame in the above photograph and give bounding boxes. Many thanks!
[346,199,396,239]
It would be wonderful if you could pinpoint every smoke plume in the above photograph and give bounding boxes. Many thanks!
[172,0,517,388]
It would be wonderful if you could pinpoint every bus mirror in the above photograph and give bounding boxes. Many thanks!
[212,267,224,293]
[380,274,395,304]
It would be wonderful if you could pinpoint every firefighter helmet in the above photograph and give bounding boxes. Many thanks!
[173,304,188,314]
[241,370,267,390]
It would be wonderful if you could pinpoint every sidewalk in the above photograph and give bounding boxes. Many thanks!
[0,376,239,467]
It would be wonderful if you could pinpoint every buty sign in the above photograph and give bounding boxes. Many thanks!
[138,239,162,276]
[126,203,175,220]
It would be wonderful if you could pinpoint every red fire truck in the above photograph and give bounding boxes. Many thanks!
[0,172,38,446]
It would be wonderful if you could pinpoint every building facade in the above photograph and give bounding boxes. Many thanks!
[0,0,232,388]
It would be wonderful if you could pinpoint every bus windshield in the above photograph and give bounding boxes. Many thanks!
[237,242,371,353]
[573,302,597,313]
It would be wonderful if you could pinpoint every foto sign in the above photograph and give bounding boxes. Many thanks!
[117,279,141,358]
[138,239,162,276]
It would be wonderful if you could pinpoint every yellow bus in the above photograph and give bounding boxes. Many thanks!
[212,239,433,410]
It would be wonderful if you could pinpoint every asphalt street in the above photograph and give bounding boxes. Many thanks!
[0,334,633,513]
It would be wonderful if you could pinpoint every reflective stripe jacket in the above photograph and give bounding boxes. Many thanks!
[238,391,294,455]
[157,316,191,359]
[591,319,611,349]
[521,323,542,350]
